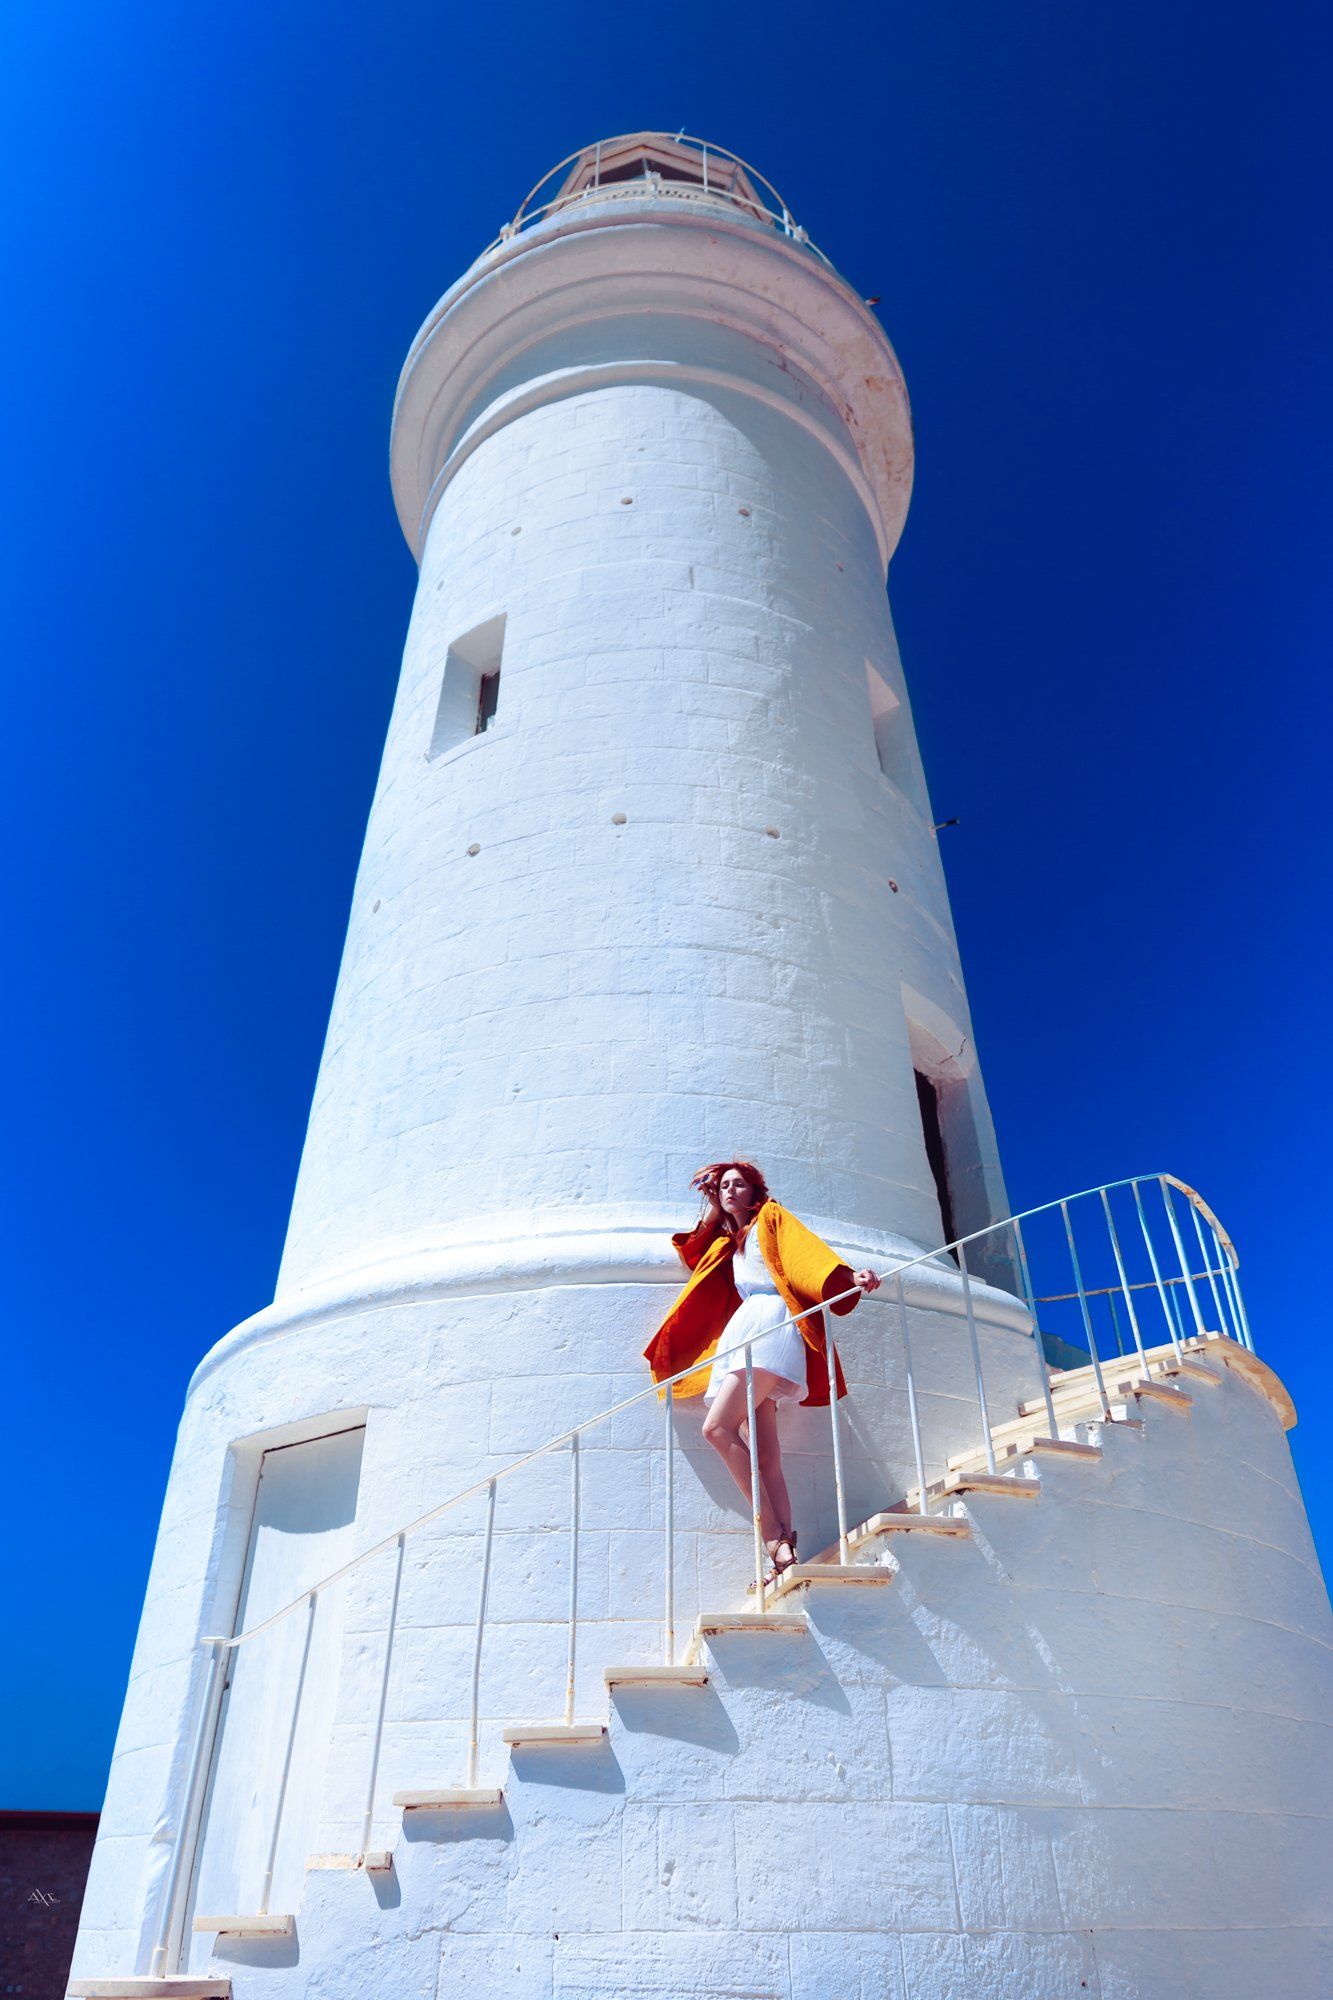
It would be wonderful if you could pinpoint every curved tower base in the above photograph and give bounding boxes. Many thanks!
[71,1338,1333,1999]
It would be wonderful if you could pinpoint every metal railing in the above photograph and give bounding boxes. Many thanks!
[473,131,834,272]
[149,1169,1250,1974]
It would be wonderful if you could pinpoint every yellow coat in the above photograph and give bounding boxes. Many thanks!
[643,1198,857,1405]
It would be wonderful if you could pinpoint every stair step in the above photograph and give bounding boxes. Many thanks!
[394,1786,505,1809]
[1130,1380,1193,1409]
[694,1611,807,1637]
[1019,1346,1189,1413]
[947,1418,1090,1471]
[191,1915,293,1939]
[306,1851,393,1873]
[849,1509,971,1540]
[1017,1372,1192,1419]
[67,1985,232,1998]
[1017,1386,1117,1419]
[1162,1360,1223,1385]
[767,1562,892,1599]
[502,1722,607,1747]
[1042,1334,1218,1390]
[604,1663,708,1688]
[801,1510,970,1571]
[943,1472,1043,1500]
[1014,1400,1089,1422]
[937,1428,1106,1489]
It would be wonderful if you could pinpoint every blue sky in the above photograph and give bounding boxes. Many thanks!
[4,1,1331,1807]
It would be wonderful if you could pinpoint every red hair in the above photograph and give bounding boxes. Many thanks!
[693,1158,771,1236]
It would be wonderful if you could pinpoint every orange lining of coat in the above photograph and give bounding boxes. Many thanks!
[643,1198,856,1407]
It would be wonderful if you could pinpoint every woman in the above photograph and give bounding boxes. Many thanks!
[644,1160,880,1580]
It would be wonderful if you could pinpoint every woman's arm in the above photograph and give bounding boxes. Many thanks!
[823,1260,880,1313]
[772,1202,879,1313]
[672,1203,725,1270]
[673,1170,728,1269]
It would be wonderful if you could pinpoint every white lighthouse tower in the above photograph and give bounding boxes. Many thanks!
[70,136,1333,2000]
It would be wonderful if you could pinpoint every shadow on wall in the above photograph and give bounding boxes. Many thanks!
[904,987,1017,1297]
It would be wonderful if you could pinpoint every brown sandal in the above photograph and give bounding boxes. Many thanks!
[764,1529,798,1583]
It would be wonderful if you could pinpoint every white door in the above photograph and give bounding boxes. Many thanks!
[187,1425,364,1952]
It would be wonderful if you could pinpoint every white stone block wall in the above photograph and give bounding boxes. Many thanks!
[277,221,1004,1298]
[73,1341,1333,1994]
[68,157,1333,1998]
[71,1254,1041,1968]
[281,392,990,1293]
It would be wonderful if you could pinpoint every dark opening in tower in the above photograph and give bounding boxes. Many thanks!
[476,669,500,734]
[914,1067,958,1257]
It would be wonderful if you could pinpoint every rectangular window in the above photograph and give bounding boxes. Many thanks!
[865,661,902,781]
[429,614,506,759]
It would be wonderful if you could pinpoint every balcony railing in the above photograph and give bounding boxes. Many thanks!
[474,130,834,270]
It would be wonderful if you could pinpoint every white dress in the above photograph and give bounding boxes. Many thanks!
[704,1227,809,1405]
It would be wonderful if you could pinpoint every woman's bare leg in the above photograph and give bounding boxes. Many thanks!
[701,1370,787,1539]
[752,1399,793,1543]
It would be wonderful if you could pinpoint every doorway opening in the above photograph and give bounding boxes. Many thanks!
[184,1422,365,1964]
[914,1066,958,1257]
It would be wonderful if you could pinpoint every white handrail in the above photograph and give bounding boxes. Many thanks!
[895,1271,929,1517]
[662,1383,676,1661]
[956,1239,997,1472]
[563,1435,581,1726]
[152,1168,1252,1971]
[359,1533,403,1856]
[744,1348,767,1610]
[202,1169,1241,1653]
[466,1482,496,1790]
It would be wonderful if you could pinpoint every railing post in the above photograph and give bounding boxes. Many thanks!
[662,1383,675,1665]
[1160,1179,1207,1341]
[1012,1215,1057,1437]
[358,1533,404,1862]
[149,1638,226,1978]
[957,1241,997,1474]
[1160,1280,1184,1344]
[897,1272,930,1514]
[258,1592,317,1915]
[563,1434,581,1727]
[826,1329,851,1566]
[744,1347,767,1610]
[1101,1186,1149,1373]
[1187,1199,1227,1336]
[1216,1232,1248,1360]
[1206,1224,1241,1345]
[1227,1256,1258,1353]
[465,1481,496,1790]
[1060,1199,1111,1419]
[1107,1291,1126,1357]
[1132,1178,1185,1362]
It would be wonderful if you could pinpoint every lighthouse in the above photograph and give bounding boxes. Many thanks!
[69,135,1333,2000]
